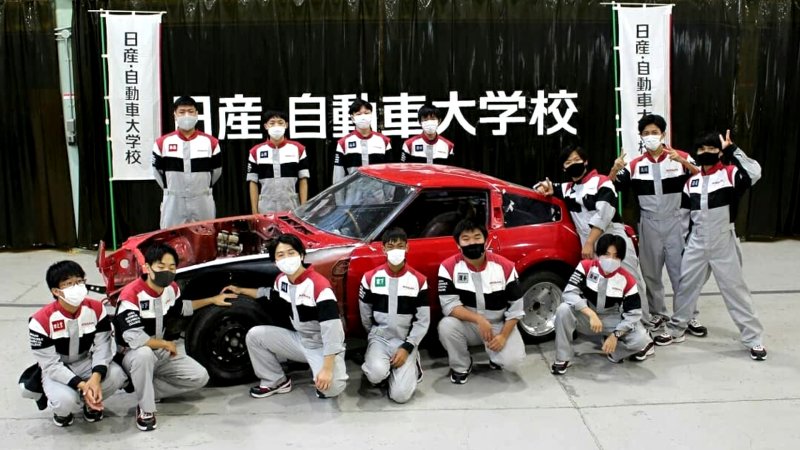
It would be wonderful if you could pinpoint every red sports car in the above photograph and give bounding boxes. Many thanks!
[97,164,582,384]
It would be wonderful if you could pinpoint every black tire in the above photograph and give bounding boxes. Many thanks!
[517,270,566,344]
[185,298,272,386]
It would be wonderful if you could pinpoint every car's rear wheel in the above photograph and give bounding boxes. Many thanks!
[185,298,272,386]
[517,271,565,344]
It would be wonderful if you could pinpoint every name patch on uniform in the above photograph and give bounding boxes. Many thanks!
[375,277,386,287]
[588,272,600,283]
[415,144,423,152]
[457,273,468,283]
[691,179,699,187]
[140,300,150,310]
[168,144,178,152]
[348,141,357,149]
[260,150,269,159]
[639,166,649,174]
[52,320,65,331]
[281,282,288,293]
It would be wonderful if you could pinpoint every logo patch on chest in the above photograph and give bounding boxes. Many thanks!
[281,282,289,293]
[415,144,423,152]
[260,150,269,159]
[375,277,386,287]
[639,166,649,174]
[52,320,65,331]
[348,141,357,149]
[168,144,178,152]
[140,300,150,311]
[456,273,468,283]
[691,179,700,187]
[588,272,600,283]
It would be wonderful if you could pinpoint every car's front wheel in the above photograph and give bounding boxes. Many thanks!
[517,270,565,344]
[185,298,272,386]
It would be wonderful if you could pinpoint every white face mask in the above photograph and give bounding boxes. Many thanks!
[642,135,662,152]
[599,256,621,275]
[386,249,406,266]
[276,255,303,275]
[354,114,372,130]
[176,115,198,131]
[59,283,88,307]
[268,126,286,139]
[421,120,439,134]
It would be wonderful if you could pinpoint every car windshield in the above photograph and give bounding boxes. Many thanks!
[294,172,416,240]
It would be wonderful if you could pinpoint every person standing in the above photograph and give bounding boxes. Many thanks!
[152,96,222,229]
[401,104,454,164]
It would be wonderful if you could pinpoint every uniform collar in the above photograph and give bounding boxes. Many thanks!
[290,266,315,284]
[701,161,725,175]
[420,133,438,145]
[266,138,287,149]
[574,168,598,185]
[176,130,199,141]
[137,277,166,298]
[379,262,409,277]
[54,299,84,319]
[354,130,374,140]
[459,253,488,272]
[643,148,669,163]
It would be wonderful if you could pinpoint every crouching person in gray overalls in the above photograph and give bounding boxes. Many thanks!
[551,234,654,375]
[359,228,430,403]
[227,234,348,399]
[437,219,527,385]
[654,130,767,361]
[28,261,127,427]
[115,243,235,431]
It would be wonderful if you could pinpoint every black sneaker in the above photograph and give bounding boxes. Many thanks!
[488,360,502,371]
[249,377,292,399]
[449,359,473,385]
[53,413,74,427]
[750,345,768,361]
[83,404,104,423]
[687,319,708,337]
[315,389,328,399]
[416,358,424,384]
[550,360,571,375]
[654,332,685,346]
[136,406,156,431]
[630,341,655,362]
[646,315,666,329]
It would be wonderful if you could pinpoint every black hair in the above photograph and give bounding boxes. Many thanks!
[693,132,722,152]
[595,234,627,261]
[269,233,306,261]
[263,110,289,123]
[173,96,198,112]
[144,243,180,266]
[638,114,667,134]
[381,227,408,245]
[417,103,442,122]
[558,144,590,166]
[46,261,86,292]
[453,219,488,242]
[349,98,373,115]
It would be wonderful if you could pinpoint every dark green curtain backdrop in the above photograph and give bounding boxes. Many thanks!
[3,0,798,248]
[0,0,75,248]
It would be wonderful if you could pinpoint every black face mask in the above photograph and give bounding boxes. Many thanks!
[460,243,486,260]
[696,152,720,166]
[151,269,176,288]
[564,162,586,179]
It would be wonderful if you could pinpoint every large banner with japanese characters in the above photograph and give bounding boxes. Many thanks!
[618,5,672,160]
[106,14,161,180]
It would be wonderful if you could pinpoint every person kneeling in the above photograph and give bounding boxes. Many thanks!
[551,234,654,375]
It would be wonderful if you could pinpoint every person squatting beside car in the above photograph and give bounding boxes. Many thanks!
[437,219,527,384]
[27,261,127,427]
[551,234,654,375]
[114,243,235,431]
[359,227,430,403]
[225,234,349,399]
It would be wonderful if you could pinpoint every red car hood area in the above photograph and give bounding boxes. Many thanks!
[97,212,355,301]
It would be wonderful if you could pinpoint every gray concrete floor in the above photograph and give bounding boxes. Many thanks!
[1,242,799,449]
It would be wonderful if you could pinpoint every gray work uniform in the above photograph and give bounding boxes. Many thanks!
[401,134,454,164]
[437,253,526,374]
[359,264,430,403]
[614,148,697,320]
[555,260,652,362]
[246,139,310,213]
[114,279,209,413]
[29,299,127,417]
[246,267,348,397]
[664,146,764,347]
[153,130,222,229]
[551,169,648,320]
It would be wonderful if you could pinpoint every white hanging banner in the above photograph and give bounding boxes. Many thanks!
[617,5,672,160]
[106,13,161,180]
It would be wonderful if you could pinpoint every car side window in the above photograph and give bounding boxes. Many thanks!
[502,193,560,228]
[387,190,488,239]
